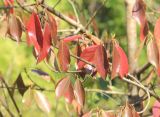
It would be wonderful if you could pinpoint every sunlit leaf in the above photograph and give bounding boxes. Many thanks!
[78,45,99,69]
[8,15,22,42]
[64,83,74,103]
[34,91,51,113]
[74,79,85,107]
[112,42,129,79]
[55,77,71,98]
[26,12,43,54]
[57,41,70,71]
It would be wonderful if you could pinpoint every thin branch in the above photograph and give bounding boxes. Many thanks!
[0,77,22,117]
[136,62,151,76]
[86,88,129,95]
[41,3,86,32]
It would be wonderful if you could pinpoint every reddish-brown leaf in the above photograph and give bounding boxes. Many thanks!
[47,12,57,45]
[4,0,14,13]
[147,39,160,75]
[8,15,22,42]
[93,45,109,79]
[74,79,85,107]
[132,0,148,41]
[63,35,82,43]
[152,100,160,117]
[75,43,82,64]
[26,12,43,55]
[57,41,70,71]
[112,43,129,79]
[55,77,71,98]
[37,22,51,63]
[78,45,99,69]
[64,83,74,103]
[34,91,51,113]
[154,17,160,41]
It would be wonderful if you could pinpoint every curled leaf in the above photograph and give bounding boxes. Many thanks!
[147,39,160,75]
[112,43,129,79]
[8,15,22,42]
[132,0,149,41]
[74,79,85,107]
[57,41,70,71]
[34,91,51,113]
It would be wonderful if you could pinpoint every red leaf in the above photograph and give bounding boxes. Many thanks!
[112,43,129,79]
[74,79,85,107]
[57,41,70,71]
[152,100,160,117]
[34,91,51,113]
[132,0,149,41]
[8,15,22,42]
[154,17,160,41]
[63,35,82,43]
[78,45,99,69]
[26,12,43,55]
[64,83,74,104]
[55,77,71,98]
[4,0,14,13]
[47,12,57,45]
[93,45,109,79]
[37,22,51,63]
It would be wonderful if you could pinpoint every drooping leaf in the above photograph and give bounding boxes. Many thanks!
[75,43,82,64]
[37,22,51,63]
[152,100,160,117]
[64,83,74,103]
[74,79,85,107]
[147,39,160,75]
[132,0,149,41]
[57,41,70,71]
[15,74,28,96]
[93,45,109,79]
[34,91,51,113]
[8,15,22,42]
[78,45,99,69]
[22,87,33,107]
[47,12,57,45]
[55,77,71,98]
[112,43,129,79]
[63,34,82,43]
[31,69,51,82]
[26,12,43,54]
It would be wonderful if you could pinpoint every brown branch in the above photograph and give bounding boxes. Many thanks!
[136,62,151,76]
